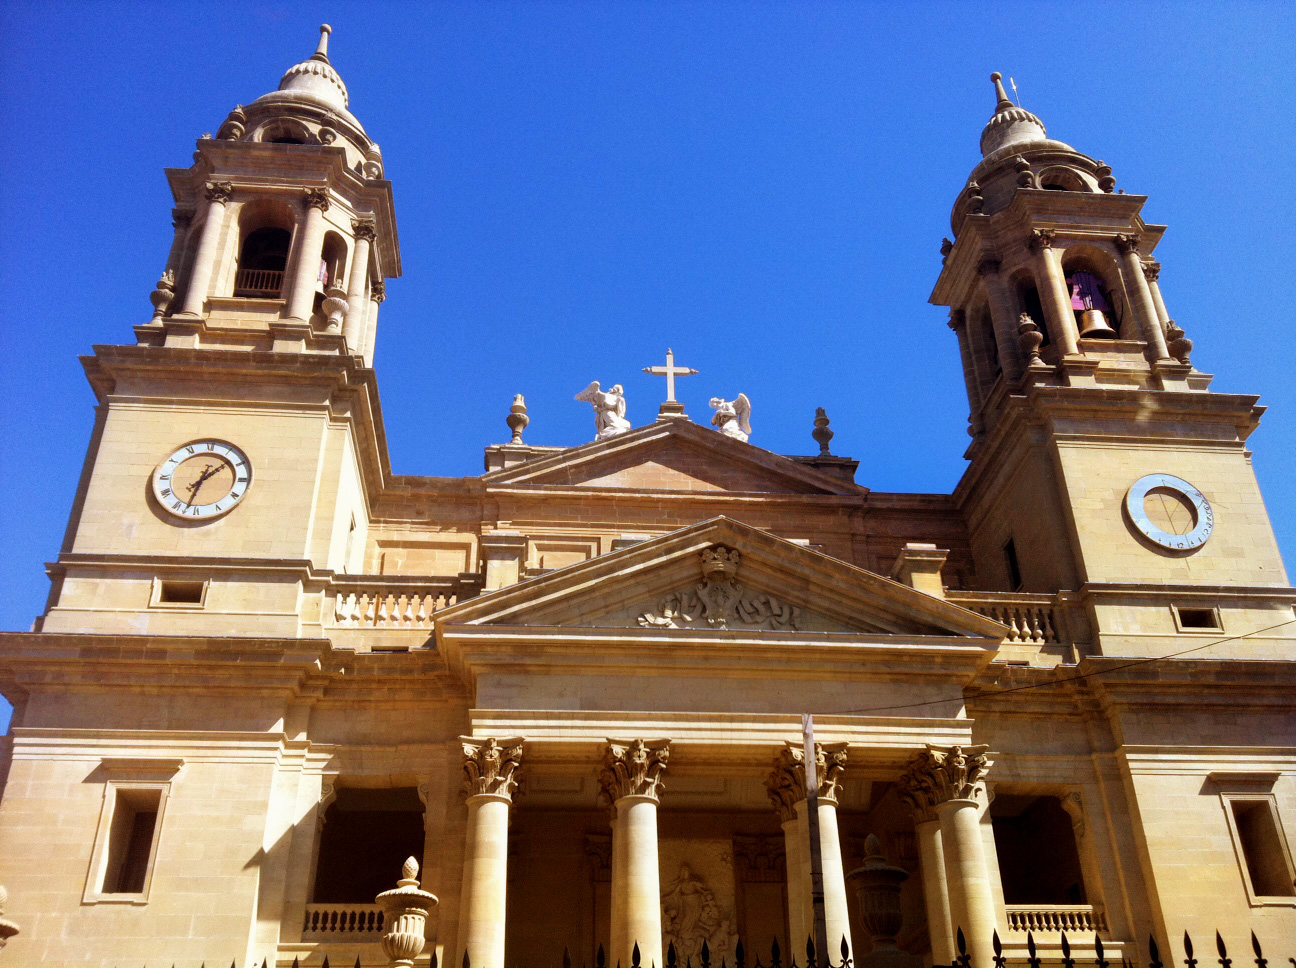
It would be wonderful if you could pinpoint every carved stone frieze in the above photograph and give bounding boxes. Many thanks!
[637,546,800,631]
[461,735,524,800]
[598,738,670,806]
[897,744,994,818]
[661,862,737,964]
[765,741,848,815]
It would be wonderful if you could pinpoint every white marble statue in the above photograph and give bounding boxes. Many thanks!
[575,381,631,441]
[709,393,751,442]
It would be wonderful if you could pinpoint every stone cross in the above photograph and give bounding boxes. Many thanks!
[642,348,698,420]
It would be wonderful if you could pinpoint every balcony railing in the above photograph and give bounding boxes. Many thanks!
[302,902,384,939]
[328,575,484,629]
[1003,903,1107,935]
[233,267,285,297]
[946,591,1065,645]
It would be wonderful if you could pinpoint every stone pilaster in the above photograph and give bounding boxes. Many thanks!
[456,737,524,968]
[174,181,232,318]
[899,746,996,968]
[283,188,331,324]
[599,739,670,968]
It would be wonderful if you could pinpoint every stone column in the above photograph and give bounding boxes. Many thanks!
[363,280,386,366]
[767,751,809,956]
[976,258,1024,381]
[895,769,954,966]
[1142,260,1173,328]
[1029,230,1081,357]
[902,746,997,968]
[456,737,524,968]
[946,310,984,435]
[284,187,331,324]
[765,743,852,960]
[343,218,376,354]
[174,181,232,318]
[1115,234,1172,361]
[599,739,670,968]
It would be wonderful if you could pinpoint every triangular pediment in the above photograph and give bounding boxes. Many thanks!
[483,421,863,496]
[436,516,1006,641]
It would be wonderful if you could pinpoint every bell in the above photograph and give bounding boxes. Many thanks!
[1078,308,1118,339]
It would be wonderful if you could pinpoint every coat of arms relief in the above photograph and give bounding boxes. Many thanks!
[637,546,801,631]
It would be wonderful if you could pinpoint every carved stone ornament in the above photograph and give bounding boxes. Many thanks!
[318,125,338,145]
[216,105,246,141]
[1142,260,1162,282]
[461,736,524,800]
[896,745,994,819]
[638,546,801,631]
[303,187,331,211]
[204,180,234,204]
[1017,312,1044,365]
[352,218,378,242]
[1114,233,1141,255]
[766,741,848,818]
[149,269,176,321]
[321,287,349,334]
[940,237,953,265]
[661,863,738,965]
[812,407,834,457]
[1095,160,1117,193]
[1014,155,1038,189]
[598,738,670,805]
[1166,321,1193,364]
[1029,228,1056,251]
[507,393,530,444]
[0,883,18,950]
[375,856,438,968]
[963,181,984,214]
[370,280,387,303]
[709,393,752,442]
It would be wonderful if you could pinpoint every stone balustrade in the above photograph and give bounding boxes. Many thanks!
[1003,903,1107,935]
[328,576,482,629]
[302,902,384,938]
[946,591,1063,645]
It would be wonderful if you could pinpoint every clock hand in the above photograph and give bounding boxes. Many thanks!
[186,463,220,500]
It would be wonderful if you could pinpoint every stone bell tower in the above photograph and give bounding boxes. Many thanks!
[932,74,1292,659]
[37,26,399,639]
[138,24,399,365]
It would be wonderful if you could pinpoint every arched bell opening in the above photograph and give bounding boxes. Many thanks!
[1010,270,1051,350]
[256,119,312,145]
[234,198,296,298]
[313,231,350,320]
[968,294,1001,404]
[1037,166,1093,193]
[1062,246,1126,340]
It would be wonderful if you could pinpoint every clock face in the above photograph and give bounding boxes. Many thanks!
[1125,473,1213,551]
[152,440,252,520]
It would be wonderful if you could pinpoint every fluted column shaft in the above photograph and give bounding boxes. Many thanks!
[1031,234,1080,357]
[1116,235,1171,361]
[456,737,523,968]
[600,739,670,968]
[285,189,331,323]
[175,183,232,318]
[913,819,954,966]
[344,220,375,353]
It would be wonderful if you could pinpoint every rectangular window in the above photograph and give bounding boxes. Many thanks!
[1172,605,1222,632]
[151,578,207,607]
[1003,537,1023,591]
[103,788,161,894]
[84,758,180,904]
[1231,800,1296,898]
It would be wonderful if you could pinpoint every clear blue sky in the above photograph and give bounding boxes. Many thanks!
[1,1,1294,733]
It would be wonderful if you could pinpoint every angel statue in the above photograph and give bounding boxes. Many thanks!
[575,381,632,441]
[709,394,752,442]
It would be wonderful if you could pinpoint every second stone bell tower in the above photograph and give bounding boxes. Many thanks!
[931,74,1291,659]
[139,24,399,366]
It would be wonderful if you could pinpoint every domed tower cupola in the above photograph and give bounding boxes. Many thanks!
[144,24,400,368]
[931,72,1204,449]
[980,73,1050,157]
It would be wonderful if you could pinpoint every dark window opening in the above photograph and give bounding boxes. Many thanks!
[235,226,291,297]
[1175,607,1221,630]
[269,136,305,145]
[1042,181,1069,191]
[1017,284,1049,347]
[1232,800,1295,897]
[104,788,161,894]
[1003,537,1023,592]
[1067,271,1119,339]
[158,580,204,604]
[992,794,1087,905]
[312,787,425,903]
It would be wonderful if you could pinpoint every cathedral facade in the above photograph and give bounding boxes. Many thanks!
[0,26,1293,968]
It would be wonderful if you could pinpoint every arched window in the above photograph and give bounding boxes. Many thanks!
[234,199,296,298]
[1016,280,1049,348]
[1066,270,1119,339]
[321,232,348,291]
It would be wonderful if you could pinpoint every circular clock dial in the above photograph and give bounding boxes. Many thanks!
[1125,474,1213,551]
[153,441,252,520]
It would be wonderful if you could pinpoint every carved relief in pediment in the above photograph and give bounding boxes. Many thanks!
[636,546,801,631]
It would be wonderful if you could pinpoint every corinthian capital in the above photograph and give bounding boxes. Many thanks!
[461,736,524,800]
[370,280,387,304]
[765,741,848,818]
[1114,233,1141,255]
[1028,228,1056,251]
[598,739,670,805]
[204,181,234,204]
[303,187,331,212]
[898,745,993,815]
[1142,260,1161,282]
[352,218,378,242]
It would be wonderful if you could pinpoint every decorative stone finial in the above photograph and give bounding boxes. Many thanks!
[217,105,247,141]
[990,72,1012,110]
[845,836,909,955]
[507,394,530,444]
[322,287,349,334]
[1095,160,1117,193]
[0,884,21,949]
[313,24,333,63]
[1167,322,1193,365]
[812,408,834,456]
[149,269,176,322]
[980,71,1047,157]
[376,856,439,968]
[709,394,751,442]
[1017,313,1044,366]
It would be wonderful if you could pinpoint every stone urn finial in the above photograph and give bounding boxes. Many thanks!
[846,835,914,968]
[0,884,20,949]
[507,394,530,445]
[376,856,438,968]
[322,286,349,334]
[812,407,834,457]
[149,269,176,322]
